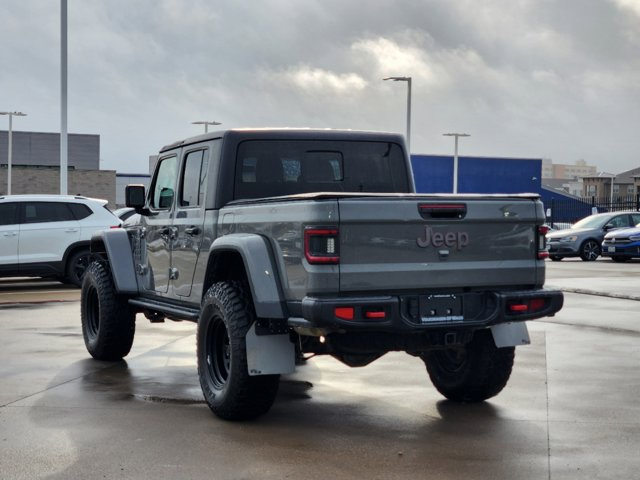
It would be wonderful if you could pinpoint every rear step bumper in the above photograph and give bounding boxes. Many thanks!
[297,289,564,332]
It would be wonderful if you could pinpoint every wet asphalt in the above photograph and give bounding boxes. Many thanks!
[0,261,639,480]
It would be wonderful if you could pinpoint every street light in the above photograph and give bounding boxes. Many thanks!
[383,76,412,153]
[0,111,27,195]
[192,121,221,133]
[443,133,470,194]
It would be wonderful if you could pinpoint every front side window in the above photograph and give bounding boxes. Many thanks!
[180,149,208,207]
[0,203,18,226]
[151,155,178,209]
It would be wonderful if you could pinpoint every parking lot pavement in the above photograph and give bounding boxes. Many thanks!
[1,279,639,479]
[545,257,640,301]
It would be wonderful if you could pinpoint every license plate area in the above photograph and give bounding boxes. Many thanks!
[607,246,616,253]
[420,294,463,324]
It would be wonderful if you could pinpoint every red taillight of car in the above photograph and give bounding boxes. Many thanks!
[110,225,122,229]
[304,227,339,264]
[335,307,354,320]
[508,298,547,314]
[537,225,549,259]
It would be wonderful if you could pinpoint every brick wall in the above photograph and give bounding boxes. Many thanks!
[0,166,116,207]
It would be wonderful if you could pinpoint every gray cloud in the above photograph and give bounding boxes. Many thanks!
[1,0,638,174]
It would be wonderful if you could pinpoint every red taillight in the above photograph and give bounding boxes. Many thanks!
[335,307,354,320]
[304,227,339,264]
[508,298,547,314]
[509,304,529,312]
[365,310,386,319]
[110,225,122,229]
[537,225,549,259]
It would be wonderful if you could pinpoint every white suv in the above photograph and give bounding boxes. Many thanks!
[0,195,121,286]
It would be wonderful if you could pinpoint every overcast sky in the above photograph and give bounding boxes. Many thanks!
[1,0,639,174]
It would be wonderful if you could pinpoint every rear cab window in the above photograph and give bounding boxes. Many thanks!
[234,140,409,200]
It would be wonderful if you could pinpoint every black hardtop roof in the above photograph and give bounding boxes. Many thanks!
[159,128,406,153]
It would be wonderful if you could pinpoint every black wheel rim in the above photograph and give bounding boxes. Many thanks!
[583,241,600,260]
[85,285,100,337]
[206,315,231,389]
[434,348,467,374]
[72,254,91,282]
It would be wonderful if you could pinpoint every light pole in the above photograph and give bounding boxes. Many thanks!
[192,121,221,133]
[61,0,68,195]
[1,111,27,195]
[443,133,470,194]
[383,76,412,153]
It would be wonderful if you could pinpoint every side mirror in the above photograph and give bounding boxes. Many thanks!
[603,223,614,231]
[125,184,146,210]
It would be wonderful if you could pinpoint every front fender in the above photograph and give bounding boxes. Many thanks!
[90,229,138,294]
[210,234,286,318]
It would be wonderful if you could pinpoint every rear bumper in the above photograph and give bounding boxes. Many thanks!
[295,289,564,332]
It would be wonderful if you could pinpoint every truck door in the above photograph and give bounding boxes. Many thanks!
[171,147,210,297]
[143,154,178,294]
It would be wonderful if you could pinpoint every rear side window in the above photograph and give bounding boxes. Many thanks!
[68,203,93,220]
[23,202,76,224]
[0,203,19,226]
[180,149,209,207]
[234,140,409,200]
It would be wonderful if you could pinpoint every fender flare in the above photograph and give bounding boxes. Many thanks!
[209,234,286,319]
[90,229,138,294]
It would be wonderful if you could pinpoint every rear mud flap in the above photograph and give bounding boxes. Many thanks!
[245,324,295,376]
[490,322,530,347]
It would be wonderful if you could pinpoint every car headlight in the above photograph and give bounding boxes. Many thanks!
[629,235,640,241]
[558,235,578,243]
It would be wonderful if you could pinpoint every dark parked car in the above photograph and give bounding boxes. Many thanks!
[601,224,640,262]
[546,211,640,261]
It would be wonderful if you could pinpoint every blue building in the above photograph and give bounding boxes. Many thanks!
[410,154,542,195]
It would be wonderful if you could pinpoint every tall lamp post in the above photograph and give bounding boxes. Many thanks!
[192,121,221,133]
[1,111,27,195]
[443,132,470,194]
[383,76,412,153]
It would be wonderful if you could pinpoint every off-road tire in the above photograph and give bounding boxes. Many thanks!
[422,329,515,402]
[197,281,280,421]
[66,248,92,287]
[81,262,136,360]
[580,239,600,261]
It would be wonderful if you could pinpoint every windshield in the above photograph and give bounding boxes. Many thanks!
[572,215,610,229]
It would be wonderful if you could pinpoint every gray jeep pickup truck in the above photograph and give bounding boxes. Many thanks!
[81,128,563,420]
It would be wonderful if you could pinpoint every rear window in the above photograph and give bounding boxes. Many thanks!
[234,140,409,200]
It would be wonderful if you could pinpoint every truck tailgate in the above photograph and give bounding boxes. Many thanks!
[338,196,543,292]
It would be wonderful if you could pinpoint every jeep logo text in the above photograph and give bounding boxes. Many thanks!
[417,226,469,250]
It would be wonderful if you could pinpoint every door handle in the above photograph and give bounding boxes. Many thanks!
[184,226,201,236]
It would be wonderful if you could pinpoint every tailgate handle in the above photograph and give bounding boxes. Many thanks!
[418,203,467,219]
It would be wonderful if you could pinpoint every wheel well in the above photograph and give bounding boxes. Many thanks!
[63,242,91,268]
[203,250,249,299]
